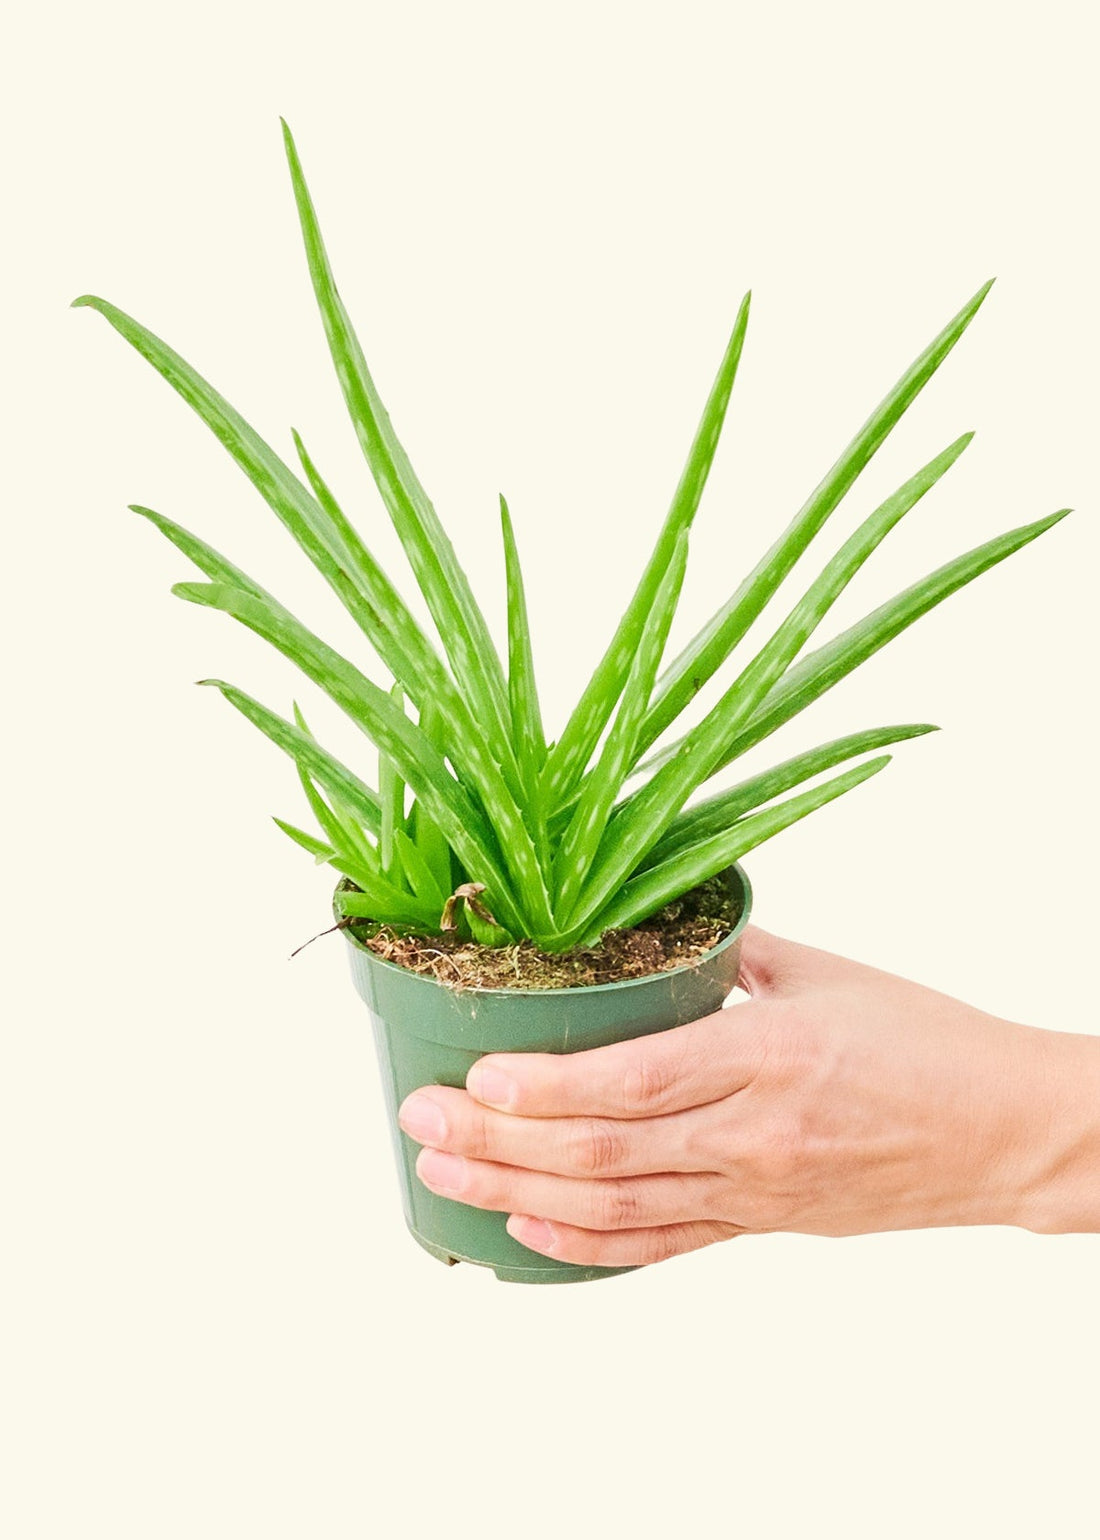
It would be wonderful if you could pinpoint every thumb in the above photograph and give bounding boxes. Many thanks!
[738,924,864,997]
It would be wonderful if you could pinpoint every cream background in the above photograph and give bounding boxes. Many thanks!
[3,2,1098,1536]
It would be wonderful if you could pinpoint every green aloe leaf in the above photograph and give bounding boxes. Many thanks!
[131,504,274,600]
[275,809,398,904]
[290,428,396,605]
[631,506,1070,805]
[704,506,1071,785]
[324,845,398,900]
[466,907,514,947]
[540,290,752,806]
[636,281,995,757]
[280,120,513,767]
[584,431,967,840]
[500,494,548,792]
[568,756,891,948]
[77,299,517,810]
[643,432,970,776]
[392,828,447,913]
[553,527,689,925]
[135,489,454,755]
[288,432,523,798]
[74,296,389,642]
[184,595,532,932]
[272,817,335,863]
[334,880,440,929]
[410,700,457,897]
[643,722,937,869]
[291,704,380,862]
[172,576,554,933]
[203,681,384,844]
[209,677,513,932]
[131,505,400,869]
[379,685,408,889]
[547,427,961,832]
[567,504,1066,934]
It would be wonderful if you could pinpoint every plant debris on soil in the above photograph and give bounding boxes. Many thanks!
[347,874,741,990]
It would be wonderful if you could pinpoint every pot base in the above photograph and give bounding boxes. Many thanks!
[407,1224,636,1284]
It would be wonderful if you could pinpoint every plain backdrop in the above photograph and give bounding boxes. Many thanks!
[3,3,1097,1537]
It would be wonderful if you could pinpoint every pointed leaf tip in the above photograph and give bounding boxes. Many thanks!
[171,580,210,603]
[955,277,995,322]
[281,118,303,169]
[1039,507,1073,531]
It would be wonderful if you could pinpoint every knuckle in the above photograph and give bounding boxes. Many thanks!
[682,1115,724,1172]
[642,1221,737,1264]
[593,1178,643,1231]
[778,1115,813,1179]
[620,1042,681,1113]
[748,1115,806,1181]
[569,1117,625,1176]
[464,1110,495,1162]
[734,1116,809,1230]
[642,1226,684,1265]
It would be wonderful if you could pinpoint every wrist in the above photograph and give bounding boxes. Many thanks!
[1009,1027,1100,1235]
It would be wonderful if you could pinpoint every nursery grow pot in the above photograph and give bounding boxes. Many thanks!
[340,862,752,1284]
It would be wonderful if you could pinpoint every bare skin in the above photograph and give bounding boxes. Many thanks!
[397,927,1100,1268]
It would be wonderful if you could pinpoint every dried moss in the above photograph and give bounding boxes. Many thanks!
[347,874,740,990]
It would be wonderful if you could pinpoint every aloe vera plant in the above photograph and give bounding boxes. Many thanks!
[75,123,1068,954]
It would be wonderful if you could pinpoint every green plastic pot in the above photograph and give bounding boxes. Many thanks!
[341,862,752,1284]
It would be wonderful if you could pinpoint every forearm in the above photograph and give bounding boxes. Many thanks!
[1015,1028,1100,1234]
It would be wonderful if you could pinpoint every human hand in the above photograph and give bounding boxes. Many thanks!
[397,927,1100,1267]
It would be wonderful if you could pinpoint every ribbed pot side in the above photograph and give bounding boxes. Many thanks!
[341,863,752,1284]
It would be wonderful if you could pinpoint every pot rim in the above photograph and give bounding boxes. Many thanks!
[335,861,753,999]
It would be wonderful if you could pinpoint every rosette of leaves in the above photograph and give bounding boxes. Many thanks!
[74,123,1069,952]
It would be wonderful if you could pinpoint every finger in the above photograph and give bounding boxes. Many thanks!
[398,1085,720,1176]
[505,1214,743,1268]
[466,1004,767,1120]
[415,1148,725,1232]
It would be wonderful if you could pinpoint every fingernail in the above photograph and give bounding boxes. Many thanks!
[507,1215,558,1253]
[468,1063,517,1109]
[417,1148,468,1194]
[398,1093,447,1145]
